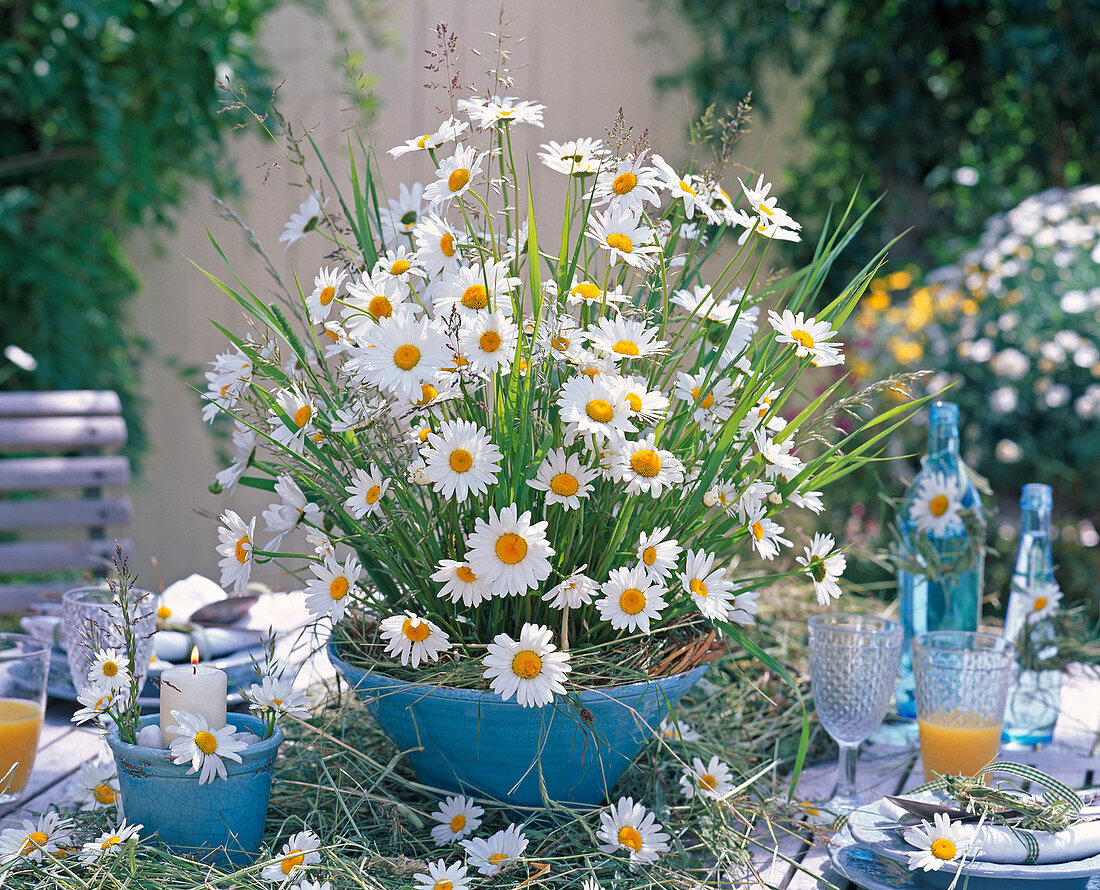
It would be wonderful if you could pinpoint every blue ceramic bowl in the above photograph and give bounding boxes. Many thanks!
[329,641,706,807]
[107,712,282,866]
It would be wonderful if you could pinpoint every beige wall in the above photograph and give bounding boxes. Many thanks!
[126,0,807,589]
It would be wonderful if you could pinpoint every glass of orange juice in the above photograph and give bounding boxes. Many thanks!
[0,634,51,803]
[913,630,1015,782]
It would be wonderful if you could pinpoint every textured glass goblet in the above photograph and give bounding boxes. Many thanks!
[61,586,157,699]
[808,613,904,812]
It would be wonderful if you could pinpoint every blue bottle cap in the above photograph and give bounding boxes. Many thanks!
[1020,483,1053,510]
[929,401,959,425]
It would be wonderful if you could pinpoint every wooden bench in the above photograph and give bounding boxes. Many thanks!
[0,391,133,613]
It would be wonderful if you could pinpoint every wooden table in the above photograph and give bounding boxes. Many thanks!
[5,668,1098,888]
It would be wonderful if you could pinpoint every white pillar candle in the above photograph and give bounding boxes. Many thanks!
[158,661,228,747]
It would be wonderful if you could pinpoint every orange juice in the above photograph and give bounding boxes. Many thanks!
[0,698,43,796]
[918,708,1002,781]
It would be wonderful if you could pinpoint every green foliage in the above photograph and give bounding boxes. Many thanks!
[0,0,282,466]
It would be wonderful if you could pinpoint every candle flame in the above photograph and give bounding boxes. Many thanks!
[190,646,200,665]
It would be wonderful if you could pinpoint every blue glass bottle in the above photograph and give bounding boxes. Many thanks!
[895,402,985,720]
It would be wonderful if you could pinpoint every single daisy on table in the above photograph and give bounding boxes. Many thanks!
[424,419,503,502]
[246,674,312,720]
[543,567,599,610]
[422,144,485,207]
[527,448,597,510]
[377,182,424,245]
[482,623,571,708]
[767,309,843,367]
[0,812,74,864]
[557,375,636,443]
[350,312,450,402]
[658,716,701,743]
[634,527,682,582]
[585,205,661,269]
[64,759,119,810]
[278,193,328,249]
[165,710,248,785]
[596,566,667,634]
[538,137,607,177]
[586,315,668,362]
[903,813,978,872]
[379,612,452,668]
[344,464,389,519]
[651,154,721,223]
[679,755,735,800]
[303,553,363,622]
[429,795,484,845]
[596,797,670,867]
[745,507,792,560]
[607,434,686,497]
[305,266,348,324]
[79,819,142,863]
[678,549,737,621]
[431,559,492,608]
[1025,580,1063,624]
[414,860,471,890]
[388,116,468,157]
[465,504,554,597]
[796,533,846,606]
[457,310,519,375]
[461,823,530,875]
[415,212,463,275]
[908,471,966,537]
[611,374,670,424]
[592,153,664,211]
[260,829,322,882]
[87,647,131,693]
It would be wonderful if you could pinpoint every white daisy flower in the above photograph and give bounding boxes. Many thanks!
[796,533,846,606]
[788,487,825,513]
[729,588,761,626]
[586,315,667,362]
[305,527,336,560]
[672,284,743,324]
[458,95,545,129]
[651,154,720,223]
[293,882,331,890]
[679,549,737,621]
[379,612,452,668]
[482,623,571,708]
[609,374,670,424]
[634,527,682,581]
[596,797,670,866]
[430,559,492,608]
[739,174,801,232]
[165,710,248,785]
[527,448,597,510]
[767,309,844,367]
[305,266,348,324]
[753,428,806,482]
[542,567,599,610]
[279,193,328,249]
[458,311,519,375]
[350,312,450,401]
[465,504,554,597]
[414,212,463,274]
[378,182,425,246]
[260,829,322,882]
[674,371,737,430]
[434,261,522,319]
[429,795,484,845]
[0,812,74,864]
[592,153,664,211]
[374,244,425,287]
[461,823,530,875]
[262,475,322,551]
[607,434,686,497]
[423,144,485,207]
[64,760,119,810]
[745,507,792,560]
[596,566,667,634]
[538,137,607,176]
[214,422,257,494]
[246,674,312,720]
[680,755,735,800]
[557,375,636,443]
[87,647,131,693]
[1025,581,1063,624]
[217,510,255,595]
[733,207,803,244]
[269,385,320,454]
[903,813,978,872]
[414,860,471,890]
[424,419,503,502]
[658,716,701,743]
[342,272,409,331]
[388,117,468,157]
[908,471,966,537]
[586,205,661,269]
[564,277,628,309]
[71,686,125,725]
[79,819,142,863]
[303,554,362,622]
[344,464,389,519]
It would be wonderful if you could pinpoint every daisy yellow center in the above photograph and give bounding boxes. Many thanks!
[449,448,474,473]
[293,404,313,427]
[642,546,657,565]
[450,814,466,832]
[368,295,393,319]
[330,577,349,601]
[550,473,578,497]
[630,449,662,478]
[400,211,417,227]
[479,331,502,353]
[758,202,774,217]
[434,882,453,890]
[495,533,528,565]
[157,605,172,619]
[620,588,646,615]
[612,172,638,194]
[236,535,250,563]
[417,384,438,405]
[751,521,764,541]
[418,428,431,442]
[929,494,950,517]
[930,838,957,861]
[325,328,339,341]
[390,259,411,275]
[440,232,455,256]
[571,282,601,301]
[461,284,488,310]
[365,485,381,504]
[809,557,828,583]
[94,695,110,710]
[585,399,614,423]
[690,578,708,598]
[617,825,643,852]
[488,853,509,865]
[319,285,336,306]
[416,134,431,148]
[606,232,634,253]
[457,565,477,583]
[626,392,643,412]
[613,339,640,355]
[679,179,696,196]
[93,783,116,805]
[691,386,714,409]
[21,831,49,854]
[403,618,431,642]
[582,367,600,379]
[790,329,815,349]
[101,835,121,850]
[394,344,421,370]
[512,650,543,679]
[700,773,717,789]
[448,168,471,192]
[551,335,571,352]
[195,731,218,755]
[1033,596,1048,611]
[282,851,305,874]
[102,661,119,678]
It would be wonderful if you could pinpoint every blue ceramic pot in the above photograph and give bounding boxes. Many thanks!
[107,713,282,866]
[328,641,705,807]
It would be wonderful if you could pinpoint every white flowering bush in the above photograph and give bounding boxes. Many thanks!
[201,60,910,702]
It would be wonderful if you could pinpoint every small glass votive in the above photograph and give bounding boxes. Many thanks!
[60,585,157,697]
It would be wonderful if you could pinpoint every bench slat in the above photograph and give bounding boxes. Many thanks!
[0,539,132,575]
[0,455,130,491]
[0,497,132,531]
[0,416,127,454]
[0,391,122,418]
[0,583,75,614]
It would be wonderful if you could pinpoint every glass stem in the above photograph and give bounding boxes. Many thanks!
[837,741,860,802]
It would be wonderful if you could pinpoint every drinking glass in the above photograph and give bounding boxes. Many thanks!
[61,585,157,698]
[809,613,904,812]
[913,630,1015,782]
[0,634,51,803]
